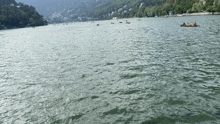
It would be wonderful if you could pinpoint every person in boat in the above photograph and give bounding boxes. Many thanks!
[192,22,197,26]
[182,23,186,26]
[187,23,191,26]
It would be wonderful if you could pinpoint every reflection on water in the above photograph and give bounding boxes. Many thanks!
[0,15,220,123]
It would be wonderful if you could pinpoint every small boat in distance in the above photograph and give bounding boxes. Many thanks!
[126,20,130,24]
[180,22,199,27]
[180,25,200,27]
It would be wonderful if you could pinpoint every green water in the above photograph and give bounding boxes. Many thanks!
[0,15,220,124]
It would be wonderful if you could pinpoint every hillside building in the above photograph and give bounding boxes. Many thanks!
[200,0,206,4]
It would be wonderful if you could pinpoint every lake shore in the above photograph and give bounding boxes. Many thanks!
[181,11,219,16]
[116,11,220,19]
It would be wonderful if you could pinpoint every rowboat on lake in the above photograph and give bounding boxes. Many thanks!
[180,22,199,27]
[180,25,200,27]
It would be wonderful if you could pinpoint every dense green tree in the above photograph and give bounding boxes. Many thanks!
[145,6,159,17]
[213,0,220,11]
[206,0,215,7]
[191,1,204,12]
[162,3,171,15]
[19,21,24,27]
[136,10,145,17]
[174,5,183,14]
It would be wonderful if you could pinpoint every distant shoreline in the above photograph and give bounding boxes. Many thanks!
[111,11,220,20]
[0,25,47,31]
[181,11,219,16]
[167,11,219,17]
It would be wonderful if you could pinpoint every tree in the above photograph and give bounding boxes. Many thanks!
[136,10,145,17]
[29,18,36,26]
[206,0,215,7]
[174,5,183,14]
[213,0,220,11]
[0,15,7,21]
[145,6,156,17]
[206,6,215,12]
[191,1,204,12]
[162,3,171,15]
[19,21,24,27]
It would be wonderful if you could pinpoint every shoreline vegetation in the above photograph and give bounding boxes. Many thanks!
[0,0,48,30]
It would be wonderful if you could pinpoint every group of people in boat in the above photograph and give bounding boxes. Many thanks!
[181,22,197,27]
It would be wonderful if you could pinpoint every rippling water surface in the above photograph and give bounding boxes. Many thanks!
[0,15,220,124]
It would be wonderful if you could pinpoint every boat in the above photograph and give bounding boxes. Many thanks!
[126,20,130,24]
[180,25,199,27]
[177,14,183,17]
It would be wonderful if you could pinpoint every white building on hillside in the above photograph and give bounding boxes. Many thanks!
[200,0,206,4]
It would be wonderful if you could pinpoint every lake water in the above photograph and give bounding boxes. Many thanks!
[0,15,220,124]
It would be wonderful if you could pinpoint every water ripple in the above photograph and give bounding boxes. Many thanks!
[0,16,220,123]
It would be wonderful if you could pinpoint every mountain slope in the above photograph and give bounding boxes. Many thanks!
[15,0,92,16]
[53,0,167,22]
[88,0,166,18]
[0,0,47,29]
[15,0,170,23]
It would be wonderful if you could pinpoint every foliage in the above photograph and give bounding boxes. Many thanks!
[0,0,47,30]
[213,0,220,11]
[191,1,204,12]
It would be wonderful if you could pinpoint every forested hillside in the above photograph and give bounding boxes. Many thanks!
[89,0,220,19]
[50,0,166,22]
[60,0,220,21]
[11,0,220,24]
[0,0,47,30]
[162,0,220,14]
[88,0,166,19]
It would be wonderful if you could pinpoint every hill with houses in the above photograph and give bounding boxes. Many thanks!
[89,0,220,19]
[43,0,220,23]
